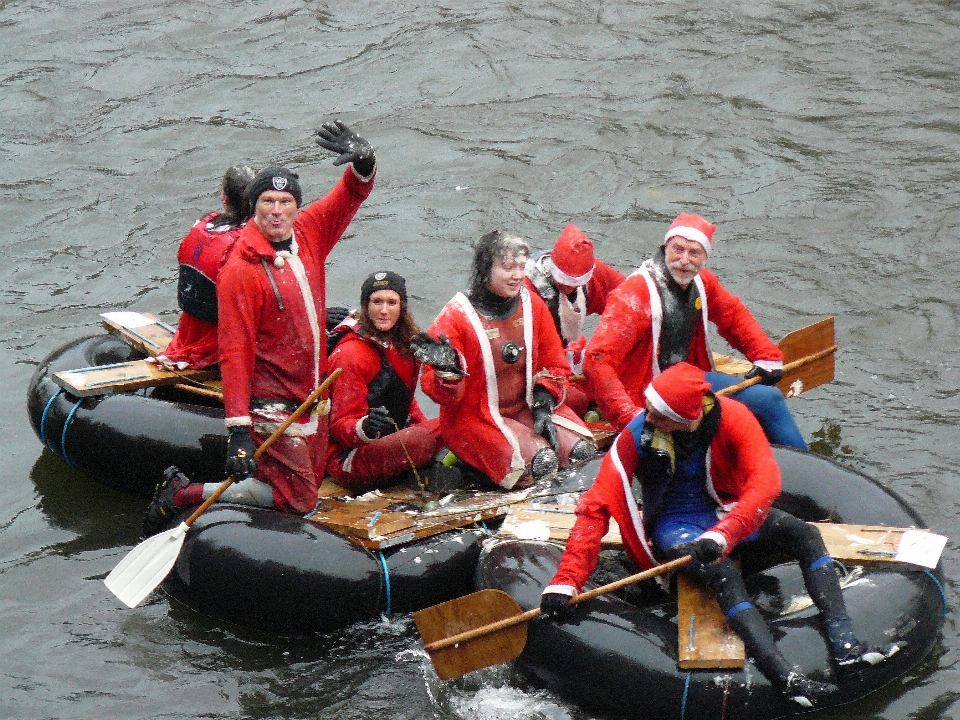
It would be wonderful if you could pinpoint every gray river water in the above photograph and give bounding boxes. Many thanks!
[2,1,959,718]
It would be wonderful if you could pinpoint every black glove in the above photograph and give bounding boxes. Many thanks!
[540,591,573,622]
[314,120,376,176]
[663,537,723,566]
[410,333,463,376]
[744,365,783,386]
[531,386,559,452]
[361,406,395,439]
[326,306,351,330]
[225,427,257,479]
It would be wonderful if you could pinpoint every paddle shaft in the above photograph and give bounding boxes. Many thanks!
[182,368,342,528]
[715,346,837,397]
[424,555,692,653]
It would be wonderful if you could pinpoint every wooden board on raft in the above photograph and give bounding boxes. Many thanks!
[812,522,937,566]
[498,503,622,547]
[100,311,176,356]
[53,359,218,397]
[677,574,746,669]
[309,479,535,549]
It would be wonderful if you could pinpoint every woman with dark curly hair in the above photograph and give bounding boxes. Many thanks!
[414,230,596,489]
[325,271,442,491]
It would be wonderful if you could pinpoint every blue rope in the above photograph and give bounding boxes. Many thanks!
[378,551,392,616]
[922,569,948,618]
[61,399,83,468]
[680,670,692,719]
[39,388,63,453]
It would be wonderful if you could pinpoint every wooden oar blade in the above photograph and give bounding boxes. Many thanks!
[776,317,836,397]
[414,589,527,680]
[104,523,187,608]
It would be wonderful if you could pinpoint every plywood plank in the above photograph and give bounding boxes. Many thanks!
[53,359,218,397]
[498,503,622,547]
[813,522,929,565]
[100,311,176,356]
[677,574,745,669]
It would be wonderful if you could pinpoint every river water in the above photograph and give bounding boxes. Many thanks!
[2,1,959,718]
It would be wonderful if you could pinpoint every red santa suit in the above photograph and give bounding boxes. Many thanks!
[584,260,783,430]
[421,288,593,489]
[217,167,374,513]
[544,395,781,595]
[160,212,245,369]
[326,321,439,490]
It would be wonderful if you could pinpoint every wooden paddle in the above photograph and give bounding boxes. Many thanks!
[716,317,836,398]
[104,368,342,608]
[414,555,692,680]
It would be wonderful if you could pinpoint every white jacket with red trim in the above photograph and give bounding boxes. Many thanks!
[544,396,781,596]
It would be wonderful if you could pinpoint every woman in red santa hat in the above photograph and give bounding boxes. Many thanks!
[539,362,898,709]
[523,224,625,417]
[413,230,597,489]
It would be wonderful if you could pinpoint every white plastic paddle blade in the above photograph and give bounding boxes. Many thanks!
[104,523,188,608]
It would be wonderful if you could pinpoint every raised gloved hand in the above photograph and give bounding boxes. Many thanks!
[745,365,784,386]
[225,426,257,479]
[314,120,376,176]
[411,333,464,377]
[361,406,395,440]
[531,386,559,452]
[540,591,573,622]
[663,536,724,566]
[326,306,351,330]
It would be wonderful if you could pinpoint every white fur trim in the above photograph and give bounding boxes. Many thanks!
[664,225,712,255]
[542,584,577,597]
[549,262,594,287]
[453,292,526,485]
[342,448,358,474]
[637,263,663,377]
[557,288,586,345]
[285,243,322,391]
[698,531,728,554]
[613,439,658,567]
[225,416,252,428]
[356,416,375,443]
[643,384,691,423]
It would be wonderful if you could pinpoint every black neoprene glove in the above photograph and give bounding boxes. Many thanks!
[314,120,376,177]
[663,537,723,566]
[744,365,784,386]
[361,406,395,440]
[540,591,573,622]
[410,333,463,377]
[326,306,351,330]
[531,386,559,452]
[225,426,257,479]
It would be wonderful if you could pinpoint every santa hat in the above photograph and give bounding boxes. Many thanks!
[663,213,717,256]
[644,362,711,423]
[550,225,596,287]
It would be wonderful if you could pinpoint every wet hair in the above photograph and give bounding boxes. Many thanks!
[356,301,421,358]
[221,165,256,224]
[468,229,530,297]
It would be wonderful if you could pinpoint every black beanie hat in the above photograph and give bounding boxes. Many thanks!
[246,166,303,214]
[361,271,407,307]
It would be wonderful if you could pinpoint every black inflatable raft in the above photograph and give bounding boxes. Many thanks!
[28,334,227,495]
[27,335,519,635]
[474,447,945,720]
